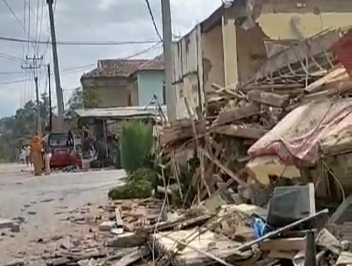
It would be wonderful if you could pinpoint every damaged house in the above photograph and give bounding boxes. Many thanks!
[161,0,352,211]
[171,0,352,120]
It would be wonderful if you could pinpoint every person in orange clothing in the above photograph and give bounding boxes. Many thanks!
[30,133,43,176]
[42,140,52,175]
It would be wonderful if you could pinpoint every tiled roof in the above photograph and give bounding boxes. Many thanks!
[135,54,164,72]
[82,59,149,79]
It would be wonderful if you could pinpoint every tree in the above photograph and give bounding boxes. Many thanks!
[0,95,52,162]
[120,121,153,173]
[67,86,100,110]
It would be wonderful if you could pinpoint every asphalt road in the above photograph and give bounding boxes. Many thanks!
[0,163,125,264]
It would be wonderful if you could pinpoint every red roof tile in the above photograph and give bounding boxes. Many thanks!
[135,54,164,72]
[82,59,149,78]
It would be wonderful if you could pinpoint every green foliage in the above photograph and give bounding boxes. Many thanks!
[108,121,157,200]
[0,93,52,162]
[127,168,158,188]
[108,179,153,200]
[120,121,153,173]
[67,86,100,110]
[108,168,157,200]
[108,180,153,200]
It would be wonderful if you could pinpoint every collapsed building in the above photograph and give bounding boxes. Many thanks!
[159,0,352,212]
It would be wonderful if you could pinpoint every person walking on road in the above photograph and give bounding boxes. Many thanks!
[25,145,31,166]
[42,140,52,175]
[30,134,43,176]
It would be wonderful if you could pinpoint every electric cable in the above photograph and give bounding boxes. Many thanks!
[0,42,162,86]
[144,0,163,41]
[0,35,160,46]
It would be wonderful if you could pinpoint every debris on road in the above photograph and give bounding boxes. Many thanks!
[36,187,350,266]
[0,219,21,233]
[0,219,16,230]
[32,26,352,266]
[5,20,352,266]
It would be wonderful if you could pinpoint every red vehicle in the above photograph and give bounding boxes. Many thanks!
[43,132,76,168]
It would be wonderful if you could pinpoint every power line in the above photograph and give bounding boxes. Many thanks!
[0,42,162,87]
[2,0,39,55]
[0,78,31,85]
[0,42,161,77]
[0,71,25,75]
[2,0,24,29]
[41,0,57,67]
[0,62,94,76]
[34,0,42,55]
[0,52,27,64]
[37,0,45,52]
[144,0,162,41]
[0,35,159,46]
[23,0,29,104]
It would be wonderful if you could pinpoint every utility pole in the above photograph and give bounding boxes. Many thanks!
[47,64,52,132]
[161,0,176,121]
[34,76,41,136]
[22,56,43,136]
[47,0,64,128]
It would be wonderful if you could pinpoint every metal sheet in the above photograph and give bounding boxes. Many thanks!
[73,105,167,120]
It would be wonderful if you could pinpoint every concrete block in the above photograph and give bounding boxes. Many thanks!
[107,232,147,248]
[111,228,124,235]
[11,223,20,233]
[0,219,14,230]
[99,221,116,232]
[3,259,24,266]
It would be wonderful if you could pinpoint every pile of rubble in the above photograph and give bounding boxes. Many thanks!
[40,186,352,266]
[158,27,352,206]
[39,27,352,266]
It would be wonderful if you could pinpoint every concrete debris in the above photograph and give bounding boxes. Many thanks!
[32,27,352,266]
[11,223,20,233]
[2,259,25,266]
[98,221,116,232]
[111,228,124,235]
[0,219,15,230]
[35,190,352,266]
[107,232,148,248]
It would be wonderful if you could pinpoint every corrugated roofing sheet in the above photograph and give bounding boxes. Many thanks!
[73,105,167,120]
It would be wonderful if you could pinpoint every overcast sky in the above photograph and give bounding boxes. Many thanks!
[0,0,222,118]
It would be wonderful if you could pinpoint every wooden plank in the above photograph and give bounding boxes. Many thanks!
[113,246,150,266]
[253,28,341,81]
[160,120,206,146]
[215,125,268,139]
[259,238,306,251]
[212,103,260,129]
[200,148,246,186]
[247,90,289,108]
[241,83,302,92]
[304,67,346,93]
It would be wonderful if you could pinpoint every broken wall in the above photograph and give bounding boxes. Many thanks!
[221,6,268,87]
[222,7,238,87]
[172,25,204,120]
[81,77,130,108]
[259,0,352,40]
[201,24,225,97]
[236,25,268,85]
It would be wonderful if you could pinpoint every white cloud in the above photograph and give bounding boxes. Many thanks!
[0,0,222,117]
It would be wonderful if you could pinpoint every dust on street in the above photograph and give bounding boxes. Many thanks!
[0,164,125,264]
